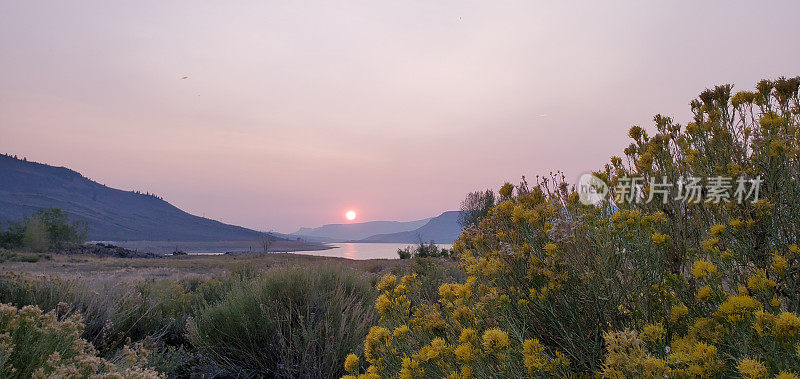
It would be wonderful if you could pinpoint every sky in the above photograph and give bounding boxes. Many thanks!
[1,1,799,233]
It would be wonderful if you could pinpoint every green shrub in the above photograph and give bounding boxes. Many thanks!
[188,265,377,378]
[22,217,49,253]
[397,246,412,259]
[0,252,46,263]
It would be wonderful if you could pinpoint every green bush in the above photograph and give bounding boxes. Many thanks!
[397,247,412,259]
[0,251,46,263]
[188,265,377,378]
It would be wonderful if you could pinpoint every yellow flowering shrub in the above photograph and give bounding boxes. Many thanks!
[738,358,768,379]
[480,328,509,353]
[0,303,162,378]
[775,312,800,340]
[697,285,713,301]
[692,260,719,280]
[601,329,666,377]
[346,78,800,377]
[344,353,359,374]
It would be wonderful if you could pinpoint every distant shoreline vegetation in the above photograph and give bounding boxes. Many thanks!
[397,240,454,259]
[0,208,87,253]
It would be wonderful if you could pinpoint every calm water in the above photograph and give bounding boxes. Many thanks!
[296,243,452,260]
[102,241,451,260]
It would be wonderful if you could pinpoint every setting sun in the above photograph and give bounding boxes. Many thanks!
[345,210,356,221]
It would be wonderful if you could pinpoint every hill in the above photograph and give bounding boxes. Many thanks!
[291,217,431,242]
[0,154,273,241]
[358,211,462,244]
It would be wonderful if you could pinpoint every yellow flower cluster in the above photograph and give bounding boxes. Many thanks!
[773,253,789,275]
[670,303,689,325]
[377,274,397,292]
[363,326,391,364]
[709,223,726,236]
[640,323,665,343]
[344,353,359,374]
[393,324,409,339]
[774,312,800,339]
[691,260,718,280]
[715,295,761,323]
[522,338,569,375]
[602,329,666,377]
[481,328,509,353]
[667,338,722,377]
[746,269,776,293]
[737,358,768,379]
[454,343,475,363]
[345,245,573,377]
[651,232,669,245]
[374,274,415,321]
[697,285,713,301]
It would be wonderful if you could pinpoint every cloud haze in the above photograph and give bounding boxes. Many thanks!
[1,1,799,232]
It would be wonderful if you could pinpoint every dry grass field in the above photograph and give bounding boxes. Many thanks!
[0,251,410,281]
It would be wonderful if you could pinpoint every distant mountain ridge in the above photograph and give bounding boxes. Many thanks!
[0,154,272,241]
[291,217,432,242]
[357,211,463,244]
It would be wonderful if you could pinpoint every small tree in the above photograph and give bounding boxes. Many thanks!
[458,189,496,228]
[397,246,412,259]
[23,216,49,253]
[0,220,26,249]
[72,220,88,244]
[36,208,74,247]
[259,231,274,253]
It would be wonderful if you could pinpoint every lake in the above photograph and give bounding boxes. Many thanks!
[295,243,453,260]
[102,240,451,260]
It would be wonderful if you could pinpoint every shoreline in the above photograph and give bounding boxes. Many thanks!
[91,239,335,255]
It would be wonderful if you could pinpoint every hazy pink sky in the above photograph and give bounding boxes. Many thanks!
[2,1,799,232]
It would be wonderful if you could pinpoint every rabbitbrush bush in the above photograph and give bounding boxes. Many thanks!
[0,303,161,378]
[344,77,800,378]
